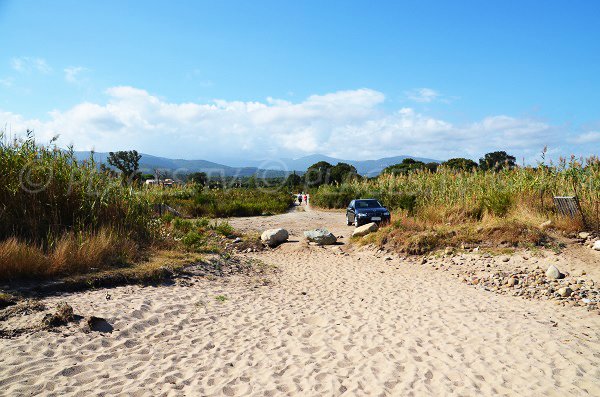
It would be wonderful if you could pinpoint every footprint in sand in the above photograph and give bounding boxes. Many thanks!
[303,315,328,327]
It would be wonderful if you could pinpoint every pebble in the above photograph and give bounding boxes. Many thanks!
[557,287,573,297]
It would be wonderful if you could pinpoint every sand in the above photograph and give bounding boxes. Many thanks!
[1,207,600,396]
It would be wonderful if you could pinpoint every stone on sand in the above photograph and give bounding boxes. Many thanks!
[557,287,572,297]
[304,228,337,245]
[261,228,289,247]
[546,265,563,279]
[593,240,600,251]
[352,222,379,238]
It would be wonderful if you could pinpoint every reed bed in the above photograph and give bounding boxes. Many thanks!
[313,157,600,229]
[313,157,599,252]
[0,133,154,280]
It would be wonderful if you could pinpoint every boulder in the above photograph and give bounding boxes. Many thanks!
[352,222,379,238]
[539,220,552,230]
[545,265,563,280]
[593,240,600,251]
[557,287,572,297]
[578,232,590,240]
[304,228,337,245]
[261,228,289,247]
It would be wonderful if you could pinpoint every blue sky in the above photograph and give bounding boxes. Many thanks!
[0,0,599,163]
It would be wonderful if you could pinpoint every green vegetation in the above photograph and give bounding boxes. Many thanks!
[151,187,293,218]
[315,154,600,253]
[0,133,272,282]
[382,158,438,175]
[0,132,156,280]
[304,161,359,187]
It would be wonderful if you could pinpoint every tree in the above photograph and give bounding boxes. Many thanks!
[304,161,333,187]
[330,162,359,184]
[284,172,303,187]
[107,150,142,183]
[479,151,516,171]
[187,172,207,186]
[442,157,478,171]
[382,158,427,175]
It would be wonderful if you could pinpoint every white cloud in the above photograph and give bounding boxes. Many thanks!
[64,66,89,84]
[406,87,441,103]
[0,86,584,163]
[572,131,600,144]
[0,77,13,87]
[10,57,52,74]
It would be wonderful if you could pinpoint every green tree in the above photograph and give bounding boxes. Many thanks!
[330,162,359,184]
[442,157,478,171]
[187,172,207,185]
[479,151,516,171]
[107,150,142,183]
[304,161,333,187]
[382,158,426,175]
[284,172,303,187]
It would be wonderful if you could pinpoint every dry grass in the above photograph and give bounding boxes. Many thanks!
[358,204,553,255]
[0,230,140,281]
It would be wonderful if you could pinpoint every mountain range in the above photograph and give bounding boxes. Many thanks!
[73,152,439,178]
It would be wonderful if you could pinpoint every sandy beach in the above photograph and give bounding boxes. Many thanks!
[1,208,600,396]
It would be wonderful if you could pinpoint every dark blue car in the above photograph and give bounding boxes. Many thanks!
[346,199,391,227]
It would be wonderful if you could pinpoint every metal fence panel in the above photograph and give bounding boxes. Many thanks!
[553,196,581,218]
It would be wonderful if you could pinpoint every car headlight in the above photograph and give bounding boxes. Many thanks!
[383,211,390,216]
[357,213,368,217]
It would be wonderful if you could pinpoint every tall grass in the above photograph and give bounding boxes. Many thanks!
[0,132,154,280]
[312,157,600,231]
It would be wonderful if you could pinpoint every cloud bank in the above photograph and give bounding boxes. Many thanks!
[0,87,594,163]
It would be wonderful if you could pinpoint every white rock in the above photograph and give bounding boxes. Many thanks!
[304,229,337,245]
[545,265,563,279]
[261,228,289,247]
[539,220,552,230]
[352,222,379,238]
[578,232,590,239]
[593,240,600,251]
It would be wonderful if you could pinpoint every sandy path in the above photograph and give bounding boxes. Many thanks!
[1,207,599,396]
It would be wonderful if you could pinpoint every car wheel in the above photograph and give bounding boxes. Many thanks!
[346,214,352,226]
[354,217,359,227]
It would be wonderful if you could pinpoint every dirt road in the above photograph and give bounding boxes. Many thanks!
[1,207,599,396]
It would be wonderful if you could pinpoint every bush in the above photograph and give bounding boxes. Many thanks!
[157,188,293,218]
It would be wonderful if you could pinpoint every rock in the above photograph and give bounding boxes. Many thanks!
[444,246,454,255]
[233,237,242,244]
[304,228,337,245]
[593,241,600,251]
[578,232,590,239]
[352,222,379,238]
[557,287,573,297]
[261,228,289,247]
[85,316,113,333]
[507,277,518,287]
[42,302,74,328]
[539,220,552,230]
[545,265,563,280]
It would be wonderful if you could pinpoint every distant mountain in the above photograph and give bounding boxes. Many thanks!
[73,151,440,178]
[72,151,288,178]
[248,154,440,176]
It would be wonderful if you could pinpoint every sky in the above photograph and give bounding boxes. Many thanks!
[0,0,599,164]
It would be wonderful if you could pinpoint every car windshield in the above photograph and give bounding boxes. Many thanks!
[355,200,382,209]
